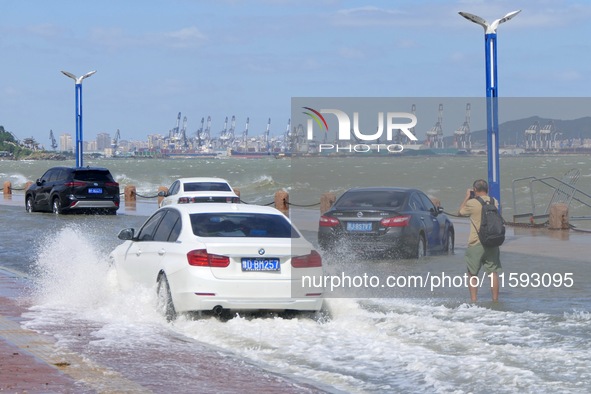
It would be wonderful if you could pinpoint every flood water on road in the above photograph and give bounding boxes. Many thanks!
[1,202,590,393]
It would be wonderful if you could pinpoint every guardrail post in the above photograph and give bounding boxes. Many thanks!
[275,190,289,217]
[548,203,569,230]
[157,186,168,206]
[3,181,11,197]
[320,192,336,215]
[125,185,136,203]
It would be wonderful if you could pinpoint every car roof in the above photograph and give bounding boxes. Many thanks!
[176,177,231,184]
[163,202,286,216]
[343,187,419,193]
[46,166,112,172]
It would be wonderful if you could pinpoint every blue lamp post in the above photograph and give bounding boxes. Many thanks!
[458,10,520,207]
[61,70,96,168]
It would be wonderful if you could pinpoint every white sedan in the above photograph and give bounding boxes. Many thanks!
[110,203,324,320]
[158,177,240,207]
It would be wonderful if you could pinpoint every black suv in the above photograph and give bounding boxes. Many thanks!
[25,167,120,214]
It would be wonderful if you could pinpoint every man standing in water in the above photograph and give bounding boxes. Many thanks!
[459,179,502,302]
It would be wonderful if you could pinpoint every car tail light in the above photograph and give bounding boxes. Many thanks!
[187,249,230,267]
[230,197,240,203]
[178,197,191,204]
[105,182,119,187]
[319,216,340,227]
[380,215,411,227]
[292,250,322,268]
[65,181,86,187]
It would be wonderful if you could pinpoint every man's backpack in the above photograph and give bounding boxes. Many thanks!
[472,196,505,247]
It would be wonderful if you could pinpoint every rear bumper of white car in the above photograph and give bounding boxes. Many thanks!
[174,294,324,312]
[169,269,324,312]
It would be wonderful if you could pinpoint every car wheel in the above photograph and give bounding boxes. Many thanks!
[418,235,426,258]
[52,197,62,214]
[411,234,426,259]
[445,230,454,255]
[157,274,177,322]
[25,196,35,213]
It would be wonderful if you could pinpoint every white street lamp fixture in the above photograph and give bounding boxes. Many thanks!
[459,11,521,34]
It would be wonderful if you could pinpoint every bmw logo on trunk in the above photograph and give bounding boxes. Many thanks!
[258,248,265,255]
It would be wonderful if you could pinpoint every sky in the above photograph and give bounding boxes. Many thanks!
[1,0,591,146]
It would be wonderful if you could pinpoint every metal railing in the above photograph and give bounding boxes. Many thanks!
[512,169,591,224]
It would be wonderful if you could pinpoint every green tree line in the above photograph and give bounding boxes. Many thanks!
[0,126,33,158]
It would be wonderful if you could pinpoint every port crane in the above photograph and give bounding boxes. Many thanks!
[525,121,540,150]
[454,103,471,150]
[242,117,250,148]
[227,115,236,146]
[111,129,121,151]
[196,117,205,147]
[264,118,271,151]
[426,104,445,149]
[49,129,58,150]
[284,118,291,152]
[180,116,188,148]
[171,112,181,139]
[539,120,556,151]
[401,104,418,145]
[203,116,212,147]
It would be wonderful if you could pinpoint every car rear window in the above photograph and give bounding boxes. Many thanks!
[73,170,114,182]
[184,182,231,192]
[335,191,407,209]
[190,213,300,238]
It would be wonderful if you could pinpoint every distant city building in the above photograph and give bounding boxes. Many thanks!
[60,133,73,152]
[86,140,97,152]
[96,132,111,150]
[148,134,166,149]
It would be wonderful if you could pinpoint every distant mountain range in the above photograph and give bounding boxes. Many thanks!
[444,116,591,146]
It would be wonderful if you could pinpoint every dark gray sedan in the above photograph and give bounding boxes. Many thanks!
[318,187,454,258]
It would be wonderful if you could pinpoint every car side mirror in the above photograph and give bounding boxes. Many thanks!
[36,178,43,186]
[157,191,168,197]
[429,206,444,215]
[117,228,135,240]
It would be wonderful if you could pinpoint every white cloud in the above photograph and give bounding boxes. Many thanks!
[332,6,411,27]
[395,39,418,49]
[555,70,582,81]
[2,86,22,97]
[90,27,137,50]
[162,27,207,49]
[26,24,65,38]
[88,26,207,51]
[449,51,467,63]
[338,46,364,59]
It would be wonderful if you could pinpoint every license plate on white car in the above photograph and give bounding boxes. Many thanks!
[88,188,103,194]
[347,222,372,232]
[241,258,280,271]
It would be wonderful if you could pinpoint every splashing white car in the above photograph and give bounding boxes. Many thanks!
[110,203,324,320]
